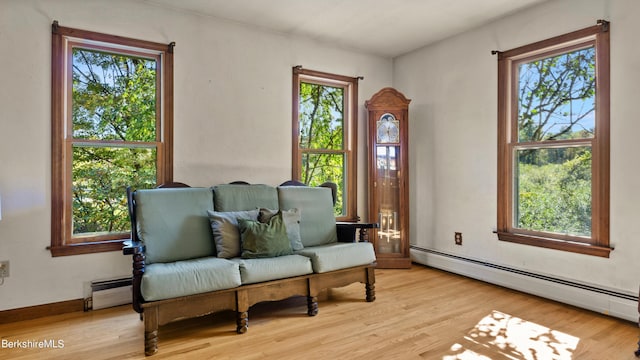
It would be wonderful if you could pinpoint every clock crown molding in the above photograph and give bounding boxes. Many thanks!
[365,87,411,110]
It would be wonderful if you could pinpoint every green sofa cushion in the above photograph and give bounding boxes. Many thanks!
[141,257,241,301]
[208,209,259,258]
[238,213,293,258]
[231,255,313,285]
[295,242,376,273]
[277,186,337,247]
[135,187,215,264]
[212,184,278,212]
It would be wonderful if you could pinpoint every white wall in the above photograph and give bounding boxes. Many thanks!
[395,0,640,295]
[0,0,392,311]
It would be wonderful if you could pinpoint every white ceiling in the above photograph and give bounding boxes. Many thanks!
[143,0,550,57]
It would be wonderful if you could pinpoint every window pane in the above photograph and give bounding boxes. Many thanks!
[517,46,595,142]
[72,146,157,236]
[298,82,344,150]
[515,146,591,237]
[72,48,157,141]
[300,152,345,216]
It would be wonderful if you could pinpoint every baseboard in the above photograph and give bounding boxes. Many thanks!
[410,246,638,323]
[0,299,85,324]
[90,277,132,310]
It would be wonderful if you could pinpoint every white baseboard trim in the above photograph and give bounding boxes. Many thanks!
[92,286,132,310]
[410,246,638,323]
[90,278,132,310]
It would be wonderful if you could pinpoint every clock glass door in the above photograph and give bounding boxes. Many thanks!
[375,145,401,255]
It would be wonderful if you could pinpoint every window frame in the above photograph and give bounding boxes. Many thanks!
[496,22,610,257]
[51,23,174,256]
[292,67,358,221]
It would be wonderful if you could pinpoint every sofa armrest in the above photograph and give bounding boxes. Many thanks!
[123,240,145,255]
[336,222,379,242]
[122,240,146,314]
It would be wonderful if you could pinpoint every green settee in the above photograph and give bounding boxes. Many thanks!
[123,183,377,356]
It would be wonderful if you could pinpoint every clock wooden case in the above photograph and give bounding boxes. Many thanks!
[365,88,411,269]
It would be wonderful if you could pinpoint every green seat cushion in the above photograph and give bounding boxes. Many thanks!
[135,187,215,264]
[295,242,376,273]
[277,186,337,247]
[141,257,241,301]
[212,184,278,212]
[238,213,293,258]
[258,208,303,251]
[208,209,259,258]
[231,255,313,285]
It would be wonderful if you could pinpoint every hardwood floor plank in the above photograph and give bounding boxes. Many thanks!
[0,264,637,359]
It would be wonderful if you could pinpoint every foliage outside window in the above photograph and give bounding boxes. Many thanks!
[51,24,173,256]
[292,68,358,220]
[497,22,610,257]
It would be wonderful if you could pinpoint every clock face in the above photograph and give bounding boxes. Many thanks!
[376,113,400,143]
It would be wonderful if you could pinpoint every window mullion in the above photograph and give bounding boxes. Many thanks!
[71,140,160,148]
[513,140,594,152]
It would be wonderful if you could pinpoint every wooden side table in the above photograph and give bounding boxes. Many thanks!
[336,222,379,242]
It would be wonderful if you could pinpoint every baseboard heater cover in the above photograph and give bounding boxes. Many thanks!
[410,246,638,322]
[90,278,132,310]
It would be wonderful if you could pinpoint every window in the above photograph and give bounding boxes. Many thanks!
[292,67,358,221]
[497,22,610,257]
[51,23,174,256]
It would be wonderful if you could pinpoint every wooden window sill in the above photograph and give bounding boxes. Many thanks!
[496,232,612,258]
[49,240,125,257]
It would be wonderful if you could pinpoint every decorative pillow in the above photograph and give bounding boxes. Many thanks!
[238,212,293,259]
[207,209,259,258]
[258,207,303,250]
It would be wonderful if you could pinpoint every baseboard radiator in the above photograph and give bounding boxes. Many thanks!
[410,246,638,322]
[88,278,132,310]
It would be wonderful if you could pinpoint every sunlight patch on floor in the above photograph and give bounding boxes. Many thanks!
[443,310,580,360]
[444,343,493,360]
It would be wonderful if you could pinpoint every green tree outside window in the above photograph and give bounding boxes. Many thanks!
[515,46,595,237]
[298,82,346,216]
[71,48,158,236]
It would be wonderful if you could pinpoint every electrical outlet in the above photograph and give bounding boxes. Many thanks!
[0,261,9,278]
[454,232,462,245]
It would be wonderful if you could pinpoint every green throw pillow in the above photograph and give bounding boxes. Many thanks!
[258,207,303,250]
[238,212,293,259]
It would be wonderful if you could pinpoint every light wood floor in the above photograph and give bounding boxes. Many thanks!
[1,264,638,359]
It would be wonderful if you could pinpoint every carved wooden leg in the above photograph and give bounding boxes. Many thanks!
[236,289,249,334]
[144,307,159,356]
[145,330,158,356]
[236,311,248,334]
[132,253,146,315]
[359,228,369,242]
[366,283,376,302]
[307,296,318,316]
[366,266,376,302]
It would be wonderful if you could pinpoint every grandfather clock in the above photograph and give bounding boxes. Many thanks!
[366,88,411,269]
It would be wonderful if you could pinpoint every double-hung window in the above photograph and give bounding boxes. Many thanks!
[51,23,174,256]
[292,67,358,221]
[497,22,610,257]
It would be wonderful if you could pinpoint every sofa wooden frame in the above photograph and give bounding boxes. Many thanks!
[123,187,377,356]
